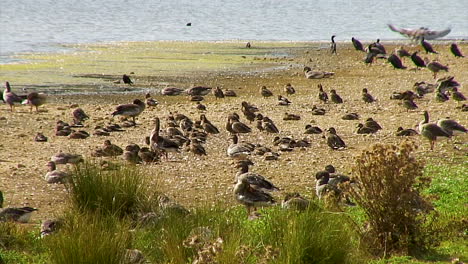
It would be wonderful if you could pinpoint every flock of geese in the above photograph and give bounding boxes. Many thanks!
[1,38,467,224]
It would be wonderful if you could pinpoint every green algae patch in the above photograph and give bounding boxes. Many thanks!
[0,41,306,90]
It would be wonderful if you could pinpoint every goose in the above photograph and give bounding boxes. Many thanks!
[40,219,62,238]
[362,88,375,103]
[418,111,451,150]
[311,105,326,115]
[421,38,437,54]
[365,118,382,131]
[138,147,159,163]
[356,123,376,134]
[449,87,466,102]
[351,37,364,52]
[450,43,464,58]
[69,130,90,139]
[150,117,180,159]
[227,135,254,159]
[51,152,83,165]
[330,89,343,104]
[213,86,225,99]
[435,90,449,103]
[326,127,346,150]
[413,82,435,96]
[24,92,47,112]
[396,127,418,136]
[371,39,386,54]
[283,112,300,121]
[277,95,291,106]
[284,83,296,95]
[304,67,335,79]
[315,171,340,200]
[123,144,142,164]
[187,139,207,156]
[0,207,37,223]
[397,47,411,57]
[92,140,123,157]
[111,99,145,123]
[161,87,184,96]
[223,89,237,97]
[3,82,25,111]
[200,114,220,134]
[341,112,359,120]
[436,76,459,93]
[388,53,407,69]
[262,117,280,133]
[241,101,257,123]
[196,102,206,111]
[364,46,378,65]
[122,74,133,84]
[234,162,278,216]
[330,35,337,54]
[145,93,158,107]
[229,115,252,134]
[189,95,204,101]
[323,165,352,186]
[72,108,89,124]
[304,124,323,134]
[256,119,264,132]
[437,118,467,136]
[44,161,69,184]
[427,61,448,79]
[318,84,328,103]
[410,51,426,69]
[282,192,310,211]
[186,86,212,96]
[34,132,48,142]
[246,42,251,48]
[402,98,418,111]
[260,86,273,98]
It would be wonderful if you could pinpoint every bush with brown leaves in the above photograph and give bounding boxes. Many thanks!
[349,141,433,256]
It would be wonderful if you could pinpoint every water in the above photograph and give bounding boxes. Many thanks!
[1,0,467,63]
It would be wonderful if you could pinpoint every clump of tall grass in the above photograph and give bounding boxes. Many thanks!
[349,142,434,256]
[45,212,131,264]
[135,204,361,263]
[68,161,157,218]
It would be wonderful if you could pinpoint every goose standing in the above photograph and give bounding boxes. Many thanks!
[330,89,343,104]
[388,53,407,69]
[450,43,464,57]
[227,135,254,159]
[150,117,180,160]
[330,35,337,54]
[421,38,437,54]
[3,82,25,111]
[427,61,448,79]
[318,84,328,103]
[351,37,364,52]
[24,92,47,112]
[111,99,146,123]
[122,74,133,84]
[418,111,451,150]
[410,52,426,69]
[260,86,273,98]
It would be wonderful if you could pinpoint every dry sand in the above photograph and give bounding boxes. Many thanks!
[0,42,467,222]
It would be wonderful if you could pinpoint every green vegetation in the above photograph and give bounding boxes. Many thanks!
[1,154,466,263]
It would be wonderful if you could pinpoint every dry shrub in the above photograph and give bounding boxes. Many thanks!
[349,141,433,256]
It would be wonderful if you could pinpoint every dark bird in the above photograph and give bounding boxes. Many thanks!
[364,47,378,65]
[418,111,451,150]
[186,22,191,26]
[396,127,418,136]
[318,84,328,103]
[365,118,382,131]
[362,88,375,103]
[260,86,273,98]
[311,105,326,115]
[277,95,291,106]
[234,162,278,217]
[3,82,26,111]
[388,54,407,69]
[435,90,449,103]
[437,118,467,136]
[410,52,426,68]
[397,47,411,57]
[0,207,37,223]
[450,87,466,102]
[427,61,448,79]
[150,117,180,160]
[122,74,133,85]
[213,86,225,99]
[330,89,343,104]
[24,92,47,112]
[304,125,322,134]
[330,35,337,54]
[356,123,377,134]
[402,98,418,111]
[200,114,220,134]
[450,43,464,57]
[72,108,89,124]
[351,37,364,52]
[111,99,146,123]
[421,38,437,54]
[284,83,296,95]
[342,112,359,120]
[186,86,212,96]
[370,39,386,54]
[145,93,158,107]
[246,42,251,48]
[326,127,346,150]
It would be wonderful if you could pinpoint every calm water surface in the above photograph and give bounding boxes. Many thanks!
[1,0,467,63]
